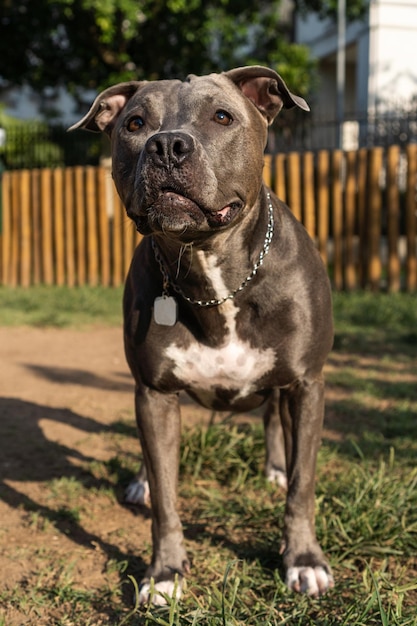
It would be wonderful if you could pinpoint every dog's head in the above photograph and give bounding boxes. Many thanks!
[69,66,308,241]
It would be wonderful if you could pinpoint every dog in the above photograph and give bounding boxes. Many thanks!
[70,65,334,604]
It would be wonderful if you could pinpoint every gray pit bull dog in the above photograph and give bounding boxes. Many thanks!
[70,65,334,604]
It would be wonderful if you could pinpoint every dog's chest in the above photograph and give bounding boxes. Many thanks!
[163,252,276,402]
[166,329,274,397]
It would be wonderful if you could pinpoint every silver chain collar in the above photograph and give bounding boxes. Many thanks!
[151,192,274,308]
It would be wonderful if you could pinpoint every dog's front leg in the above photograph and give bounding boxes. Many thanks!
[279,375,334,597]
[134,383,189,605]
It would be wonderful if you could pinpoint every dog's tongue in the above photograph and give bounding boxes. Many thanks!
[216,205,231,218]
[209,202,241,226]
[209,205,232,225]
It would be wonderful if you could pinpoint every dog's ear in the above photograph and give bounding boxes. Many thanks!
[224,66,309,125]
[68,81,144,134]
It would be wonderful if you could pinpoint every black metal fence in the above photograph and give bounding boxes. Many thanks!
[270,107,417,153]
[1,108,417,169]
[0,124,105,170]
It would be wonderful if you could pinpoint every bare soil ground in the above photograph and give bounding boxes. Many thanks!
[0,327,235,624]
[0,329,135,600]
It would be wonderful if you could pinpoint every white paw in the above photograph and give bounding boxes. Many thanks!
[125,479,150,506]
[138,579,182,606]
[286,566,334,597]
[266,467,288,490]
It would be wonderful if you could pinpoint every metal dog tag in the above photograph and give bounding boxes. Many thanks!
[154,296,178,326]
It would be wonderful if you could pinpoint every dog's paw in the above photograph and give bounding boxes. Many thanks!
[286,566,334,597]
[266,467,288,490]
[138,579,182,606]
[125,478,150,506]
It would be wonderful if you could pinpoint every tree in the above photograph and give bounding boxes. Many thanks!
[295,0,369,21]
[0,0,315,108]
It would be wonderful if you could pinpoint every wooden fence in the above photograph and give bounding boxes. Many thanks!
[0,166,140,288]
[1,145,417,291]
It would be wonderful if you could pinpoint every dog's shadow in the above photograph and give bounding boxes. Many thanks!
[0,397,147,610]
[22,363,133,392]
[183,520,285,580]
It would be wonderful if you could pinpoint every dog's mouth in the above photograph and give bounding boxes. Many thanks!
[131,189,243,233]
[206,200,242,227]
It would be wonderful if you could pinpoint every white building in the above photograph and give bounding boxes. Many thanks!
[294,0,417,148]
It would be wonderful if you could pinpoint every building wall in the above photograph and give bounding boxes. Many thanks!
[368,0,417,110]
[295,0,417,116]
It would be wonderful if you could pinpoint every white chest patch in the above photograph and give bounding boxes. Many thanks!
[165,252,276,399]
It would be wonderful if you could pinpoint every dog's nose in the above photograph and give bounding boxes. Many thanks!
[146,132,193,168]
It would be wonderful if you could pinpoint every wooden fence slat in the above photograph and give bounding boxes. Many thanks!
[274,154,286,203]
[53,168,65,286]
[287,152,301,222]
[405,144,417,292]
[123,217,134,279]
[10,172,20,286]
[331,150,343,290]
[40,169,54,285]
[20,170,31,287]
[303,152,315,238]
[345,151,357,291]
[368,147,383,291]
[112,187,123,287]
[1,172,11,284]
[386,145,401,292]
[263,154,272,189]
[31,170,42,285]
[357,148,368,288]
[86,166,99,286]
[64,168,76,287]
[74,166,86,286]
[97,166,111,286]
[317,150,329,267]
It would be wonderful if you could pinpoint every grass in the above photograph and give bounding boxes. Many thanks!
[332,291,417,354]
[0,285,124,327]
[0,288,417,624]
[0,286,416,336]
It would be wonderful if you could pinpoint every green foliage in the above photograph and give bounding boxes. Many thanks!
[295,0,369,21]
[0,0,316,101]
[0,108,63,168]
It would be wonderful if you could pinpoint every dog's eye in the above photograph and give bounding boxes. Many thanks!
[127,116,145,132]
[214,110,233,126]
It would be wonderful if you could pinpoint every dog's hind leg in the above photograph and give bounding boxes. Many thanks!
[263,389,287,490]
[125,462,150,507]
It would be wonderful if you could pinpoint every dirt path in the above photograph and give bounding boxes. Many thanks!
[0,326,132,422]
[0,326,218,624]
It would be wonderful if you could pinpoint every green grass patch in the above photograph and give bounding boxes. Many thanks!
[332,291,417,355]
[0,287,416,339]
[0,285,124,327]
